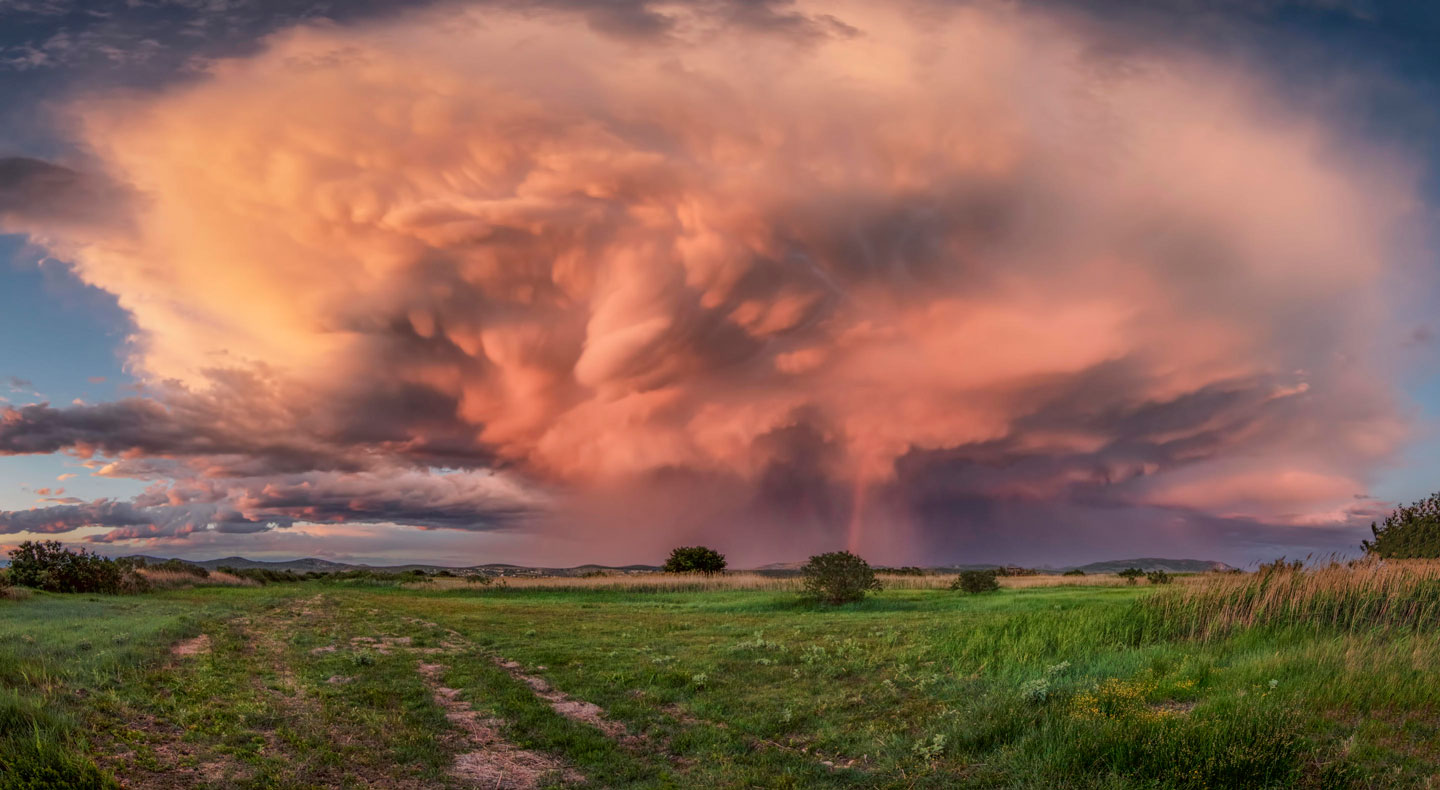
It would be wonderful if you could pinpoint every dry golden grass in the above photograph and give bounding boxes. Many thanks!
[1145,559,1440,638]
[406,570,1165,592]
[0,585,31,600]
[138,569,258,589]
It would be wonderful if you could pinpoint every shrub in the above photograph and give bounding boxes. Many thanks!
[152,558,209,578]
[1063,569,1086,576]
[951,569,1000,594]
[800,551,881,604]
[6,541,145,594]
[887,566,928,576]
[1363,491,1440,558]
[662,546,727,575]
[1117,567,1145,585]
[1258,558,1304,575]
[218,566,306,585]
[465,573,494,585]
[1146,570,1172,585]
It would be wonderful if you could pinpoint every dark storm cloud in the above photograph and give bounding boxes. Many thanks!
[0,468,544,540]
[0,399,347,470]
[0,157,119,226]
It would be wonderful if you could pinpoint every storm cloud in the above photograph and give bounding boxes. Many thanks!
[0,0,1427,563]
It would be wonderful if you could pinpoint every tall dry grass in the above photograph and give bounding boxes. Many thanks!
[138,569,258,589]
[1142,559,1440,639]
[410,571,1149,592]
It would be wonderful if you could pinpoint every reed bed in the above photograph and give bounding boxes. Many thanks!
[1142,559,1440,639]
[409,571,1147,592]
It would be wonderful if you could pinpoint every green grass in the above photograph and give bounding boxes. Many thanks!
[4,580,1440,788]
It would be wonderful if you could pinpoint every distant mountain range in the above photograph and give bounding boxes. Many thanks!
[111,554,1236,575]
[1065,558,1237,574]
[118,555,664,576]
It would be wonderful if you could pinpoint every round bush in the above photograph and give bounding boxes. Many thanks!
[801,551,881,604]
[951,570,1000,594]
[662,546,727,575]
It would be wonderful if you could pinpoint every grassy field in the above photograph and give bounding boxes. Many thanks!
[4,569,1440,789]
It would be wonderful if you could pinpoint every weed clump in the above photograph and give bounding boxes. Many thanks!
[800,551,880,604]
[951,570,1000,594]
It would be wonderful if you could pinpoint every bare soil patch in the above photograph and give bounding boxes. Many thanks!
[492,657,631,739]
[171,634,211,657]
[416,661,582,788]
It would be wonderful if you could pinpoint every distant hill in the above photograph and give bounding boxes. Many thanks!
[753,558,1235,574]
[117,555,662,576]
[108,554,1233,576]
[1064,558,1237,574]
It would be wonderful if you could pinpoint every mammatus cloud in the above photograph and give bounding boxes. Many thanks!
[0,0,1426,563]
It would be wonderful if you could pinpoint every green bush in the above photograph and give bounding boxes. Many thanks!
[6,541,144,594]
[951,569,1000,594]
[1363,491,1440,558]
[152,558,209,578]
[1063,569,1086,576]
[1117,567,1145,585]
[1146,570,1172,585]
[800,551,881,604]
[663,545,727,575]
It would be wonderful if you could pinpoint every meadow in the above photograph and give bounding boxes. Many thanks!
[4,566,1440,789]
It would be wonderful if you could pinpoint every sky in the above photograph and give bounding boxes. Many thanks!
[1,0,1439,569]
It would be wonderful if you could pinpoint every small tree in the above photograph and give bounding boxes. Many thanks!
[1062,569,1086,577]
[663,546,727,575]
[1145,570,1172,585]
[1363,492,1440,558]
[1117,567,1145,585]
[951,569,1000,594]
[800,551,880,604]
